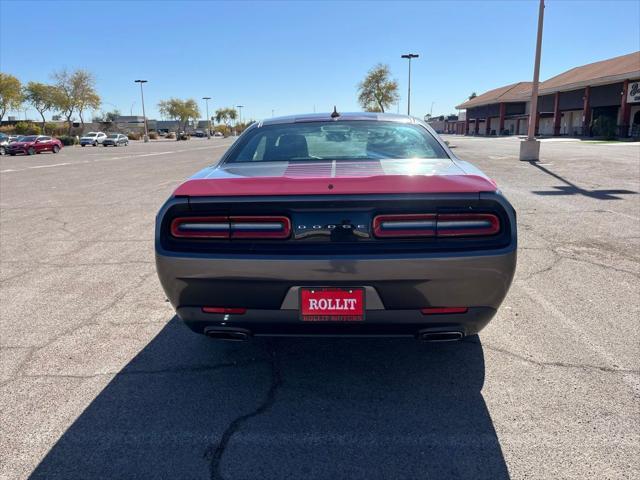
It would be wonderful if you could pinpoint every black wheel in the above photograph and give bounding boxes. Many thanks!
[52,145,60,154]
[0,146,5,155]
[81,144,85,147]
[93,141,97,147]
[10,152,16,156]
[28,147,35,155]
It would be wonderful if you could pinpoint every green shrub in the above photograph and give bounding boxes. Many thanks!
[58,135,77,146]
[148,131,158,140]
[14,122,41,135]
[127,132,141,140]
[0,125,15,134]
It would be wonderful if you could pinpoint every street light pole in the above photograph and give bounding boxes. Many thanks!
[202,97,211,139]
[236,105,244,132]
[401,53,419,116]
[520,0,545,161]
[134,80,149,142]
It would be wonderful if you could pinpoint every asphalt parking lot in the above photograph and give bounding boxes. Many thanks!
[1,135,639,479]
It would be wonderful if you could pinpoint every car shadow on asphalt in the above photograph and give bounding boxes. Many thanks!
[528,161,638,200]
[29,317,509,480]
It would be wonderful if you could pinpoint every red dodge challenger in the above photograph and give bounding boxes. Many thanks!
[155,112,517,341]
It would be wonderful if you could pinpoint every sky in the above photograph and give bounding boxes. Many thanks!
[1,0,639,122]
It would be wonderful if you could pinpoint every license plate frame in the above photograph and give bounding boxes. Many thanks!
[299,287,365,322]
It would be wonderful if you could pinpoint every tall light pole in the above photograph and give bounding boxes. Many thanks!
[134,80,149,142]
[520,0,545,161]
[236,105,244,130]
[202,97,211,139]
[401,53,419,116]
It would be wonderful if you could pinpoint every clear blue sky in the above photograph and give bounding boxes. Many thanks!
[1,0,639,122]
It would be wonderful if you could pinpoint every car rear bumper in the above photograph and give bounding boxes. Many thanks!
[156,247,516,338]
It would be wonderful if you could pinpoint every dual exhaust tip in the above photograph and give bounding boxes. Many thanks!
[204,327,464,342]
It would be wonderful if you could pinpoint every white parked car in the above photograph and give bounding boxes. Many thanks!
[80,132,107,147]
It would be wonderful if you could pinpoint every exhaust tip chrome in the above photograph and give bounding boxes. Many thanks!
[204,327,250,342]
[419,331,464,342]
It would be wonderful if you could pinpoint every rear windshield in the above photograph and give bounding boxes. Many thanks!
[107,134,118,138]
[225,121,448,163]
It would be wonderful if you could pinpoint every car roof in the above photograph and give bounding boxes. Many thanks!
[259,111,418,127]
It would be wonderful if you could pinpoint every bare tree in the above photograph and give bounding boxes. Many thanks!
[51,69,101,134]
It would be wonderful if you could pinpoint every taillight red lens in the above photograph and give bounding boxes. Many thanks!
[373,214,436,238]
[436,214,500,237]
[202,307,246,314]
[229,216,291,239]
[372,213,500,238]
[171,216,230,238]
[421,307,468,315]
[171,216,290,239]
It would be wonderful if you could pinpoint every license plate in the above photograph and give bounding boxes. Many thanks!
[299,287,365,321]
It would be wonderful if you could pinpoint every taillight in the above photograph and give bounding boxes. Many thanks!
[171,216,290,239]
[436,214,499,237]
[171,216,229,238]
[372,213,499,238]
[229,216,291,239]
[373,214,436,238]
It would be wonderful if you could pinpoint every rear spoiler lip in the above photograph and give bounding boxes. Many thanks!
[173,174,498,197]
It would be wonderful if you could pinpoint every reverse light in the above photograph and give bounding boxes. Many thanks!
[171,216,291,239]
[373,213,500,238]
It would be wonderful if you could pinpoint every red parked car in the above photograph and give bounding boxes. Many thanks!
[6,135,63,156]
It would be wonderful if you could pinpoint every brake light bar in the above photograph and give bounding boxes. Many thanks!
[373,213,500,238]
[171,216,291,239]
[421,307,468,315]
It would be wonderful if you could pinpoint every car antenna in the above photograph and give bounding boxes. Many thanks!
[330,106,340,119]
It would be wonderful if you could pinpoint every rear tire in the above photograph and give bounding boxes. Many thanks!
[81,144,85,147]
[52,145,60,154]
[0,146,5,155]
[93,141,97,147]
[28,147,35,155]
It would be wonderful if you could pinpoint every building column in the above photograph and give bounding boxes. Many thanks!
[620,79,631,137]
[474,119,479,135]
[552,92,561,136]
[516,118,521,135]
[485,117,491,135]
[498,103,506,135]
[535,112,540,136]
[582,86,591,136]
[464,117,470,135]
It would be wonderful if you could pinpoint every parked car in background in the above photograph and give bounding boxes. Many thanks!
[213,131,223,137]
[80,132,107,146]
[102,133,129,147]
[8,135,22,143]
[5,135,63,156]
[193,130,206,138]
[0,133,8,155]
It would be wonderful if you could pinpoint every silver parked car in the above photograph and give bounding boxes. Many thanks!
[80,131,107,146]
[102,133,129,147]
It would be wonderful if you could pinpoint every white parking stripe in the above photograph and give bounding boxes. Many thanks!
[0,143,231,173]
